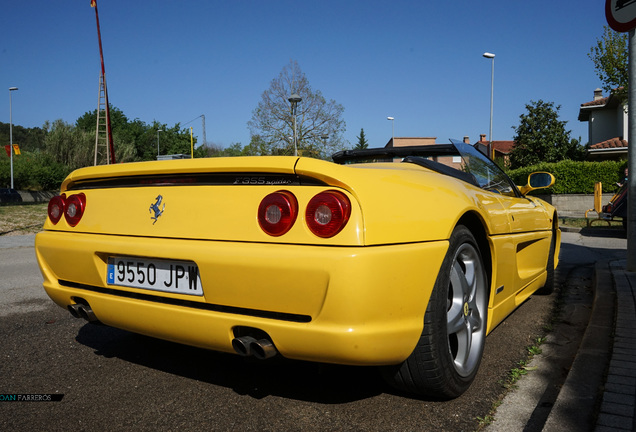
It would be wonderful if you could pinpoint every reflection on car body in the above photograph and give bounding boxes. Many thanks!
[35,140,559,399]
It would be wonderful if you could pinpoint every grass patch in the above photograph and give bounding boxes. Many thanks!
[560,217,624,229]
[0,203,48,236]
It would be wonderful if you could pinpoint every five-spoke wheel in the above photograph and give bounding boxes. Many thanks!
[383,225,488,399]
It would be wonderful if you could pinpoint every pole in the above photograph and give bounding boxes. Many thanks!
[488,56,494,160]
[190,127,194,158]
[201,115,206,148]
[627,29,636,270]
[392,119,394,145]
[9,89,14,189]
[293,112,298,156]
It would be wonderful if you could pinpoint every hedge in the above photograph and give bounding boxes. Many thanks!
[506,160,627,195]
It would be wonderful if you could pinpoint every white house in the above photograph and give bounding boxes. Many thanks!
[578,88,628,160]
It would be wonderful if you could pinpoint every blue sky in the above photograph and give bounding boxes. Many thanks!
[0,1,608,151]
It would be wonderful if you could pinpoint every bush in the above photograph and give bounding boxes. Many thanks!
[0,151,71,191]
[506,160,627,194]
[31,153,71,190]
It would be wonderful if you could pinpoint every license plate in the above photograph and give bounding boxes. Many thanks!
[107,257,203,296]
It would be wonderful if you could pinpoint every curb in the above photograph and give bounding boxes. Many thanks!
[542,260,616,431]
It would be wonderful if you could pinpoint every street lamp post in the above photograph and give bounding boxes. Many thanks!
[483,52,495,159]
[9,87,18,190]
[157,129,163,157]
[387,117,395,146]
[288,94,302,156]
[321,134,329,147]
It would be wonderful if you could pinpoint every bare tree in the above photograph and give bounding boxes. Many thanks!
[248,60,347,159]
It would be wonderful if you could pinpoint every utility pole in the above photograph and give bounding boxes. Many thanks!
[201,114,206,147]
[183,115,207,148]
[606,0,636,269]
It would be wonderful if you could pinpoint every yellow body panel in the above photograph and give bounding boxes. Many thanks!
[35,155,559,366]
[36,231,447,365]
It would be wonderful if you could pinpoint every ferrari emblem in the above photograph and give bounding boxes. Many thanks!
[149,195,165,224]
[463,302,470,317]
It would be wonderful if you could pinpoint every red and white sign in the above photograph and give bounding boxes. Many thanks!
[607,0,636,32]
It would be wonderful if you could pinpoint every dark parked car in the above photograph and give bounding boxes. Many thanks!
[0,188,22,203]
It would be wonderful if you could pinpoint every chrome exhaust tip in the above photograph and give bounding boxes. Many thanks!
[231,336,278,359]
[252,339,277,360]
[67,301,99,323]
[68,303,83,319]
[232,336,258,356]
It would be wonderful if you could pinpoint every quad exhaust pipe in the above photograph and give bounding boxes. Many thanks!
[232,335,278,360]
[68,300,99,323]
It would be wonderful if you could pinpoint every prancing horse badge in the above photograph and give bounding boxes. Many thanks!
[149,195,165,224]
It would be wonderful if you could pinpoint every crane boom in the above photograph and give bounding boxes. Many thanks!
[91,0,116,164]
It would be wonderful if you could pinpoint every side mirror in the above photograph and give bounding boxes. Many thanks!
[518,172,555,195]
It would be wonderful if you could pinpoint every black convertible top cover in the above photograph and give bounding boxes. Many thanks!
[331,144,458,164]
[331,144,479,187]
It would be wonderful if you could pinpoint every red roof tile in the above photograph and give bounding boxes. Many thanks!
[589,137,628,149]
[580,97,608,108]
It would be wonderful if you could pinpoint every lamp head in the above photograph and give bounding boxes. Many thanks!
[288,94,302,104]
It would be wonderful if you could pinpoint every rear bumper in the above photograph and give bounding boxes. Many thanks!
[35,231,448,365]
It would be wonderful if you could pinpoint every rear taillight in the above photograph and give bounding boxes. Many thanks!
[65,193,86,226]
[306,190,351,238]
[258,191,298,236]
[48,195,66,224]
[47,193,86,226]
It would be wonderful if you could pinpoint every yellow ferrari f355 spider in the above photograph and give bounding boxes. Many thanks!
[35,140,559,399]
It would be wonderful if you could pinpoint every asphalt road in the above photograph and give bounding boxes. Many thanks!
[0,231,622,431]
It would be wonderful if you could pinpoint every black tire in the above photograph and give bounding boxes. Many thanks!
[382,225,488,399]
[536,229,556,295]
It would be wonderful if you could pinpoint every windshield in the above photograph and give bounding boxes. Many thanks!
[450,140,517,196]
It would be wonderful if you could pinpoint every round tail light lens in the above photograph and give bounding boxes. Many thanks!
[48,195,66,225]
[306,190,351,238]
[64,193,86,227]
[258,191,298,236]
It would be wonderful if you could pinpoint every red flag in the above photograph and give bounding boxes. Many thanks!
[91,0,96,7]
[4,145,10,157]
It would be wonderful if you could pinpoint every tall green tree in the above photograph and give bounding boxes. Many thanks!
[248,60,347,159]
[355,128,369,149]
[589,26,628,99]
[75,106,130,133]
[509,100,584,169]
[75,108,196,161]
